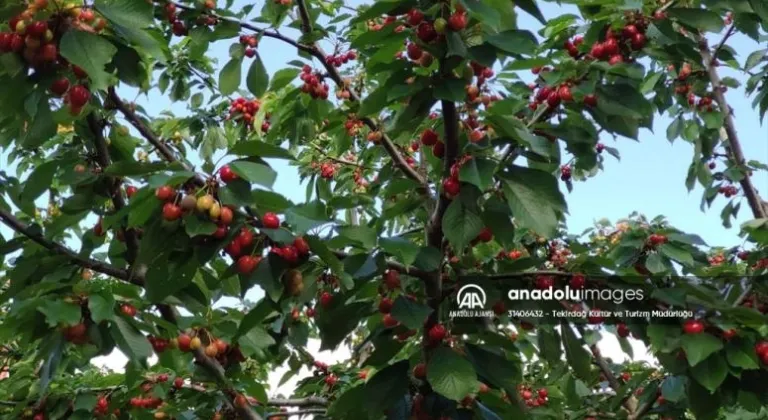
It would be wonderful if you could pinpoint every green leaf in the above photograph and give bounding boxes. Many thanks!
[661,375,686,402]
[690,354,728,393]
[252,190,294,213]
[337,225,377,249]
[21,160,58,202]
[427,347,477,401]
[460,0,500,29]
[750,0,768,27]
[94,0,153,28]
[229,161,277,189]
[561,323,593,381]
[485,30,537,55]
[512,0,545,23]
[681,333,723,366]
[38,301,82,327]
[667,117,683,142]
[667,8,725,33]
[744,49,767,71]
[88,294,115,323]
[237,326,276,357]
[104,161,174,176]
[23,95,56,149]
[414,246,442,272]
[219,58,242,96]
[499,166,566,238]
[380,237,420,267]
[183,214,217,237]
[316,302,370,351]
[146,258,198,303]
[725,338,760,370]
[434,78,466,102]
[59,30,117,91]
[246,55,269,97]
[269,68,300,92]
[231,141,295,160]
[364,361,410,416]
[659,244,694,267]
[110,316,152,360]
[465,343,521,391]
[358,85,391,117]
[459,158,497,191]
[442,198,484,251]
[645,253,666,273]
[446,31,468,58]
[305,235,344,276]
[284,201,331,234]
[390,296,432,329]
[596,83,652,119]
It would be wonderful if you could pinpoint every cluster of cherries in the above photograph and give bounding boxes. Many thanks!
[0,7,98,115]
[547,241,573,268]
[324,49,357,67]
[441,152,473,198]
[404,41,433,67]
[560,165,572,181]
[62,322,88,344]
[317,162,337,179]
[588,18,648,65]
[238,34,259,58]
[269,236,310,266]
[343,116,365,136]
[227,97,270,132]
[299,64,330,99]
[420,127,445,158]
[718,184,739,198]
[496,249,524,260]
[646,233,668,248]
[518,386,549,407]
[92,396,111,416]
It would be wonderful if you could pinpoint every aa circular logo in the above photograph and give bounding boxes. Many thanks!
[457,284,486,309]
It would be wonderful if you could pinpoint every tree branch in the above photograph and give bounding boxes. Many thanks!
[696,36,767,219]
[332,249,430,280]
[86,113,140,264]
[295,0,312,33]
[266,397,328,407]
[0,207,133,282]
[291,0,429,195]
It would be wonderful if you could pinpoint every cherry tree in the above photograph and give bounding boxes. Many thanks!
[0,0,767,419]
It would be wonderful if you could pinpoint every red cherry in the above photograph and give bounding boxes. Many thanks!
[476,227,493,243]
[521,390,533,400]
[443,177,460,197]
[428,324,447,343]
[617,323,630,338]
[557,85,573,102]
[162,203,182,221]
[721,329,737,340]
[604,38,619,55]
[125,185,138,198]
[382,313,399,327]
[406,43,423,60]
[754,341,768,356]
[174,377,184,388]
[682,319,704,335]
[27,21,48,37]
[407,9,424,26]
[319,291,333,308]
[569,274,586,289]
[38,43,57,62]
[50,77,70,96]
[378,297,394,313]
[584,94,598,107]
[263,212,280,229]
[72,65,88,79]
[590,43,606,59]
[538,388,548,398]
[67,85,90,108]
[608,55,624,65]
[448,12,467,31]
[631,33,646,50]
[546,91,561,108]
[416,22,437,42]
[177,334,192,352]
[225,240,242,257]
[413,363,427,379]
[420,129,439,146]
[383,269,401,289]
[237,227,254,247]
[433,141,445,158]
[293,237,310,255]
[535,275,554,290]
[244,47,255,58]
[237,255,258,274]
[324,374,338,387]
[155,185,174,201]
[120,303,137,317]
[219,165,238,183]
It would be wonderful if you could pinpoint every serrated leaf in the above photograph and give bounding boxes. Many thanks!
[499,166,566,238]
[442,198,484,251]
[246,55,269,97]
[681,333,723,366]
[427,347,477,401]
[110,316,152,360]
[229,161,277,189]
[88,294,115,323]
[59,31,117,91]
[390,296,432,330]
[219,58,242,96]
